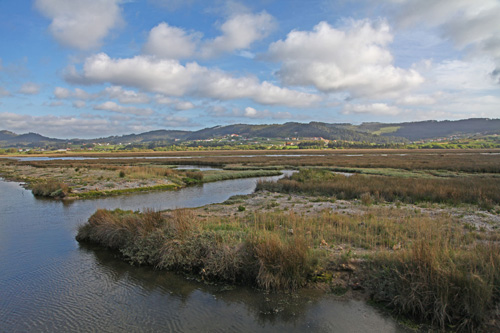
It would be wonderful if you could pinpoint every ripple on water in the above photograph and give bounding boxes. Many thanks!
[0,178,411,332]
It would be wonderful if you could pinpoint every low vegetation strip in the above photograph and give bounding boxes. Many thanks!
[257,169,500,207]
[72,184,179,199]
[201,170,282,182]
[76,205,500,331]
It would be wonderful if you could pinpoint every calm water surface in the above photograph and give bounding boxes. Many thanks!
[0,177,410,332]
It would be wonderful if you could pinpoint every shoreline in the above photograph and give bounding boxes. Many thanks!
[76,190,500,331]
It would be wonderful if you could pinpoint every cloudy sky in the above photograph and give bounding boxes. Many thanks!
[0,0,499,138]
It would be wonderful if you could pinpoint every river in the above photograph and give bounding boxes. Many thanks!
[0,176,411,332]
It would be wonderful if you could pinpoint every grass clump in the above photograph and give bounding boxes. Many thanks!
[31,180,70,198]
[369,241,500,332]
[76,208,312,291]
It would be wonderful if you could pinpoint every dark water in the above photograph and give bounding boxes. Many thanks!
[0,177,410,332]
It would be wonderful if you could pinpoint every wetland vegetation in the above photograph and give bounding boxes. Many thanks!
[2,149,500,331]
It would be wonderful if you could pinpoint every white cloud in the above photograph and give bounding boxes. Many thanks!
[267,19,423,98]
[94,101,154,116]
[342,103,401,116]
[396,0,500,80]
[19,82,41,95]
[174,101,195,111]
[0,112,113,138]
[155,95,196,111]
[48,101,64,107]
[73,100,86,108]
[53,87,99,100]
[35,0,123,50]
[208,106,293,120]
[143,22,200,59]
[201,11,275,58]
[104,86,150,104]
[66,53,322,107]
[54,87,70,99]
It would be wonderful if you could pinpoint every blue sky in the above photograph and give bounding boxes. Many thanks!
[0,0,499,138]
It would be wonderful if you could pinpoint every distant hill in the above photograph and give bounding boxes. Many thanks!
[1,118,499,148]
[0,131,64,148]
[358,118,500,141]
[88,130,192,144]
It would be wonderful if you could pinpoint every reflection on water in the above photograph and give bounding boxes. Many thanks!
[0,178,410,332]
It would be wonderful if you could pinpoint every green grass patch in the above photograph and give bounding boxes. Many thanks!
[372,126,400,135]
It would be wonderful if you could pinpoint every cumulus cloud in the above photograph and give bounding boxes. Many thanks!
[396,0,500,81]
[94,101,154,116]
[66,53,321,107]
[208,106,293,120]
[143,12,274,59]
[143,23,200,59]
[19,82,41,95]
[35,0,123,50]
[73,100,86,108]
[155,95,196,111]
[53,87,99,100]
[54,87,70,99]
[201,11,275,58]
[266,19,423,98]
[104,86,150,104]
[342,103,401,116]
[0,111,115,138]
[173,101,195,111]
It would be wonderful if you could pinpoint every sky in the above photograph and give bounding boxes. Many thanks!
[0,0,499,139]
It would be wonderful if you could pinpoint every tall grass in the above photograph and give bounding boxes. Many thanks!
[76,205,500,330]
[369,240,500,332]
[257,169,500,206]
[31,179,70,198]
[76,208,312,290]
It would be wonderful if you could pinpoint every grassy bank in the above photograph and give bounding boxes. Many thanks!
[77,208,312,290]
[76,204,500,331]
[257,169,500,208]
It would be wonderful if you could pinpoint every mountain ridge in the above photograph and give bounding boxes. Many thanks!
[1,118,499,148]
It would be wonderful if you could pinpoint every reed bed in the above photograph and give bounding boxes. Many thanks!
[76,205,499,331]
[257,169,500,207]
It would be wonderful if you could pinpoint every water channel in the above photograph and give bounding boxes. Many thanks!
[0,174,411,332]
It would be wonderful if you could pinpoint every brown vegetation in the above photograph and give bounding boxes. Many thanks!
[257,169,500,207]
[76,203,500,331]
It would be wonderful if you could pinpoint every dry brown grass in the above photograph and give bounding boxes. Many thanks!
[257,169,500,207]
[76,203,500,331]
